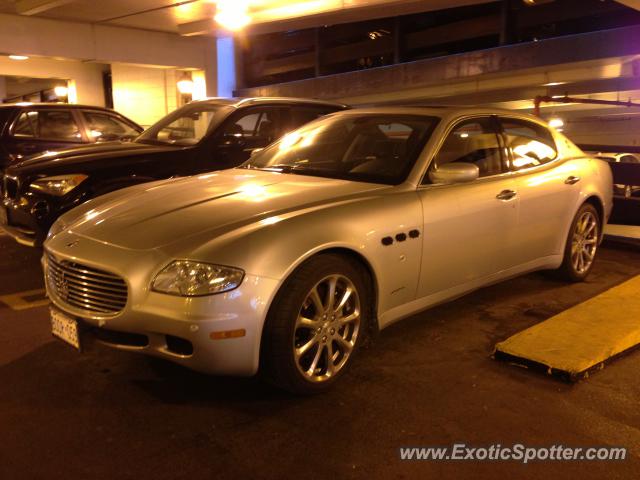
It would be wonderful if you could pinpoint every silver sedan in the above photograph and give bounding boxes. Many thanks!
[43,107,613,393]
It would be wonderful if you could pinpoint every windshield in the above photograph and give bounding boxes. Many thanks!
[136,104,224,146]
[241,113,439,184]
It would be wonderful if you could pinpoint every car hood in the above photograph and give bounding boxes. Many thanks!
[9,141,179,173]
[65,169,390,250]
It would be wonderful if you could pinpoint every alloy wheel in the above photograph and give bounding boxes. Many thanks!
[571,210,599,275]
[293,274,361,382]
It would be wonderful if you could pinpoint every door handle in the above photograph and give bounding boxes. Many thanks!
[565,176,581,185]
[496,189,517,201]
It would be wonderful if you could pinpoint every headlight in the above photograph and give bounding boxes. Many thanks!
[30,174,88,196]
[151,261,245,296]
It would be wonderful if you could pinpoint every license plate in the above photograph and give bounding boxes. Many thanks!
[51,308,81,350]
[0,206,7,226]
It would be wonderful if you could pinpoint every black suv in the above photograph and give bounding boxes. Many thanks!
[0,103,142,168]
[1,97,347,246]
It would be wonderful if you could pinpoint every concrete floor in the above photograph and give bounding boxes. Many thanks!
[1,235,639,479]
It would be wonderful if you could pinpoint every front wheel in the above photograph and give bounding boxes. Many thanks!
[260,254,371,394]
[557,203,601,282]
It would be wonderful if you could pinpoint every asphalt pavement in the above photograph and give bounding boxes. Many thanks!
[1,234,640,480]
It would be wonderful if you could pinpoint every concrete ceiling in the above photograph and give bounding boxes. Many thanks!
[0,0,495,35]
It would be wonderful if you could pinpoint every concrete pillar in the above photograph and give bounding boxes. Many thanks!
[216,36,237,97]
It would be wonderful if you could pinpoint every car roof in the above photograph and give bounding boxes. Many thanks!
[324,105,557,126]
[188,97,349,109]
[0,103,126,112]
[334,105,537,116]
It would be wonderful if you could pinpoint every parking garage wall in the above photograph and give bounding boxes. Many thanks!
[0,56,106,106]
[565,116,640,148]
[111,65,180,128]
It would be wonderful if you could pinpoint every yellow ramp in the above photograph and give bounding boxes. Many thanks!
[495,275,640,379]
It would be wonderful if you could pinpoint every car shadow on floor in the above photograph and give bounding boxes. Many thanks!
[0,340,299,407]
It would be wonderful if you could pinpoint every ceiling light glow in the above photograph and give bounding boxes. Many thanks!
[9,55,29,61]
[54,86,69,97]
[548,117,564,129]
[177,78,195,95]
[215,0,251,31]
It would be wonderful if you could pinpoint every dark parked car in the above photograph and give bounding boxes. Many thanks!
[0,103,143,168]
[1,97,347,246]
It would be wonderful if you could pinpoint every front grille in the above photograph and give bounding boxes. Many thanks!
[46,253,128,315]
[3,176,18,200]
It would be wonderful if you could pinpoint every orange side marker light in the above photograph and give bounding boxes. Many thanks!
[210,329,246,340]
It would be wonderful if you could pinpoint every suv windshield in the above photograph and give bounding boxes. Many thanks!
[136,104,224,146]
[241,113,438,185]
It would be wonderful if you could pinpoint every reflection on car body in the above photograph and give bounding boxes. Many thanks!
[0,98,346,246]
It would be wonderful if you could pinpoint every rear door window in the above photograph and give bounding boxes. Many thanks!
[12,109,83,142]
[221,107,284,146]
[13,111,37,137]
[82,111,140,142]
[500,117,557,171]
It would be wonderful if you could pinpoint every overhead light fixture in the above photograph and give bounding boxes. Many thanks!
[548,117,564,129]
[214,0,251,31]
[176,77,193,95]
[543,81,567,87]
[9,55,29,61]
[54,85,69,97]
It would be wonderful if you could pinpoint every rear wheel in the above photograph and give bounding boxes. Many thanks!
[557,203,600,282]
[260,254,370,394]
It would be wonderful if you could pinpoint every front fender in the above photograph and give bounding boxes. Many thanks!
[184,191,424,324]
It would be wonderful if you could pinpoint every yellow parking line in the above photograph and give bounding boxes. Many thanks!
[0,289,50,311]
[495,275,640,379]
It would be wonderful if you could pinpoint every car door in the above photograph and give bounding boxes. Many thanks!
[211,106,286,169]
[416,116,519,299]
[7,108,86,159]
[499,116,582,262]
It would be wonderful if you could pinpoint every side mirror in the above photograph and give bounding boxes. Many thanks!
[250,148,263,157]
[428,162,479,185]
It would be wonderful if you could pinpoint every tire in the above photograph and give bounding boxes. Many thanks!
[260,253,371,395]
[557,203,601,282]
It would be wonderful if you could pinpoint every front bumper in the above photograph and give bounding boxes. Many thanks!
[43,233,280,376]
[1,194,58,247]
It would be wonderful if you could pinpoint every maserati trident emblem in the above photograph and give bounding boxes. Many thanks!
[55,272,69,301]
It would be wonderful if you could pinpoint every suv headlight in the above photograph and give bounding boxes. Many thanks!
[30,174,88,196]
[152,261,245,296]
